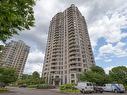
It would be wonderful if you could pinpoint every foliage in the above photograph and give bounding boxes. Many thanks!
[0,88,8,93]
[0,67,18,84]
[28,84,37,88]
[125,85,127,90]
[91,66,105,75]
[16,71,45,86]
[79,66,110,85]
[0,0,36,41]
[59,84,80,93]
[37,84,49,89]
[109,66,127,85]
[21,74,32,80]
[60,84,75,90]
[32,71,40,79]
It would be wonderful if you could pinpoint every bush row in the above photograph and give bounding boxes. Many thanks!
[0,88,8,93]
[60,84,80,93]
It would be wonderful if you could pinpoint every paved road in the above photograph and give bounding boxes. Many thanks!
[1,87,65,95]
[1,87,126,95]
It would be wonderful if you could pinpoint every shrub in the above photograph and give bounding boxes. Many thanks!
[59,84,80,93]
[28,85,37,88]
[0,88,8,93]
[36,84,55,89]
[124,85,127,91]
[37,84,49,89]
[60,84,74,90]
[65,84,74,88]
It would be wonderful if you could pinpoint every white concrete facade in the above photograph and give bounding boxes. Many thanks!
[42,4,95,85]
[0,40,30,78]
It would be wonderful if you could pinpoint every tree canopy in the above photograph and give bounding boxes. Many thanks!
[91,66,105,75]
[79,66,111,85]
[0,67,18,84]
[109,66,127,84]
[0,0,36,41]
[17,71,44,85]
[32,71,40,79]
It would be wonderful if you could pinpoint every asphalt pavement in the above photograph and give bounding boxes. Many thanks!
[0,87,126,95]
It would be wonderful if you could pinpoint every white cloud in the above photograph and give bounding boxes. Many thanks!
[104,59,112,62]
[98,42,127,59]
[23,50,44,75]
[27,50,44,63]
[104,66,115,74]
[88,5,127,48]
[24,63,43,75]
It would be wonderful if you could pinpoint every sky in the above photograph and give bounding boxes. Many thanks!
[1,0,127,75]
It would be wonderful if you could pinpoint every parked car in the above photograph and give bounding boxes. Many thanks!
[93,86,103,93]
[103,84,125,93]
[75,82,94,93]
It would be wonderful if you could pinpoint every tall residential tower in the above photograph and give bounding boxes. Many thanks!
[0,40,30,77]
[42,4,95,85]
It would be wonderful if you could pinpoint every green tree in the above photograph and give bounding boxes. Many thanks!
[91,66,105,75]
[21,74,32,80]
[32,71,40,79]
[79,66,110,85]
[31,71,40,84]
[17,71,44,85]
[109,66,127,84]
[0,67,18,84]
[0,0,36,41]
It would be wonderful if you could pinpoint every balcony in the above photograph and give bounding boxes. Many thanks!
[68,35,75,39]
[69,60,79,64]
[51,67,57,70]
[69,59,81,65]
[69,64,82,69]
[51,62,57,65]
[52,51,61,54]
[53,44,61,48]
[50,68,62,71]
[52,50,61,53]
[68,37,75,41]
[69,41,76,45]
[52,54,61,57]
[69,56,81,61]
[69,68,82,73]
[68,24,74,29]
[68,46,79,51]
[69,56,79,59]
[69,48,79,53]
[68,42,76,46]
[69,69,77,73]
[68,52,77,56]
[51,65,58,68]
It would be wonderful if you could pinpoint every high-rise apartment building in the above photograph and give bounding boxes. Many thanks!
[0,40,30,77]
[42,4,95,85]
